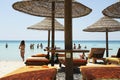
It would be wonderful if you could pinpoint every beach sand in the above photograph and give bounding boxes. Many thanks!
[0,61,25,77]
[0,61,82,80]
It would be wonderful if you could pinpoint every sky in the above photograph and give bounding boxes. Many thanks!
[0,0,120,41]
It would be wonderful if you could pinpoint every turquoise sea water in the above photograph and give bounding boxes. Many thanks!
[0,40,120,61]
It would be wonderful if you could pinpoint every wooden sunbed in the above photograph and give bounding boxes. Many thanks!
[80,65,120,80]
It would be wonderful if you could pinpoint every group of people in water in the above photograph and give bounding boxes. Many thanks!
[73,43,87,49]
[30,43,43,49]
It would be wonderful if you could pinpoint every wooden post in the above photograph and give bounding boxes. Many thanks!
[51,1,55,66]
[47,30,50,59]
[106,28,109,57]
[64,0,73,80]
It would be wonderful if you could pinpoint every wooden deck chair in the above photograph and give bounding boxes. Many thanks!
[87,48,105,63]
[111,48,120,58]
[106,48,120,64]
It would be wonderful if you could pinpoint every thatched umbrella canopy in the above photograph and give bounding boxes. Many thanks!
[27,17,64,30]
[102,1,120,18]
[12,0,92,18]
[83,16,120,57]
[27,17,64,59]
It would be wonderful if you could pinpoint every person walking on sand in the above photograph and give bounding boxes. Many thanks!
[19,40,25,61]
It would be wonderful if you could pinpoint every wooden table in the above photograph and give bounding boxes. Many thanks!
[45,49,89,66]
[45,49,89,54]
[46,49,89,58]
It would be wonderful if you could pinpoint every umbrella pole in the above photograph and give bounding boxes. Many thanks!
[106,29,109,57]
[65,0,73,80]
[51,1,55,66]
[46,30,50,59]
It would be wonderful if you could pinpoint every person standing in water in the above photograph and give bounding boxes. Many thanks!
[19,40,25,61]
[5,43,8,48]
[40,43,43,49]
[77,44,81,49]
[73,43,76,49]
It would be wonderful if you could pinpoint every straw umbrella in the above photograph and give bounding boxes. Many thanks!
[12,0,92,18]
[83,16,120,57]
[12,0,92,79]
[27,17,64,59]
[102,1,120,18]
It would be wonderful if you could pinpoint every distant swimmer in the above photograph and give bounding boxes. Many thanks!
[77,44,81,49]
[5,43,8,48]
[37,44,39,49]
[73,43,76,49]
[40,43,43,49]
[84,45,87,49]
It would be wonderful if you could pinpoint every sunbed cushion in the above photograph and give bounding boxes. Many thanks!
[31,53,47,57]
[0,66,57,80]
[25,57,49,65]
[80,65,120,80]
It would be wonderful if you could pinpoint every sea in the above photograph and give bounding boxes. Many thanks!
[0,40,120,61]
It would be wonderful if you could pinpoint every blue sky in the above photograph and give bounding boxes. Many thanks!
[0,0,120,40]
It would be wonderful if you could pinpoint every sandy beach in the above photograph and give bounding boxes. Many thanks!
[0,61,25,77]
[0,61,82,80]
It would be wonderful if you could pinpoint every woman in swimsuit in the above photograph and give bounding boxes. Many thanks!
[19,40,25,61]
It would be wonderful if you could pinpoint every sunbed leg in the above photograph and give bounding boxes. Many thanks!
[59,63,62,67]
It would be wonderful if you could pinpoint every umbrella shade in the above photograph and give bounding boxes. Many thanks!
[102,2,120,18]
[83,16,120,57]
[27,17,64,31]
[12,0,92,18]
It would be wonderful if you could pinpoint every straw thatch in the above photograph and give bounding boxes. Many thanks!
[102,2,120,18]
[83,16,120,32]
[12,0,92,18]
[27,17,64,30]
